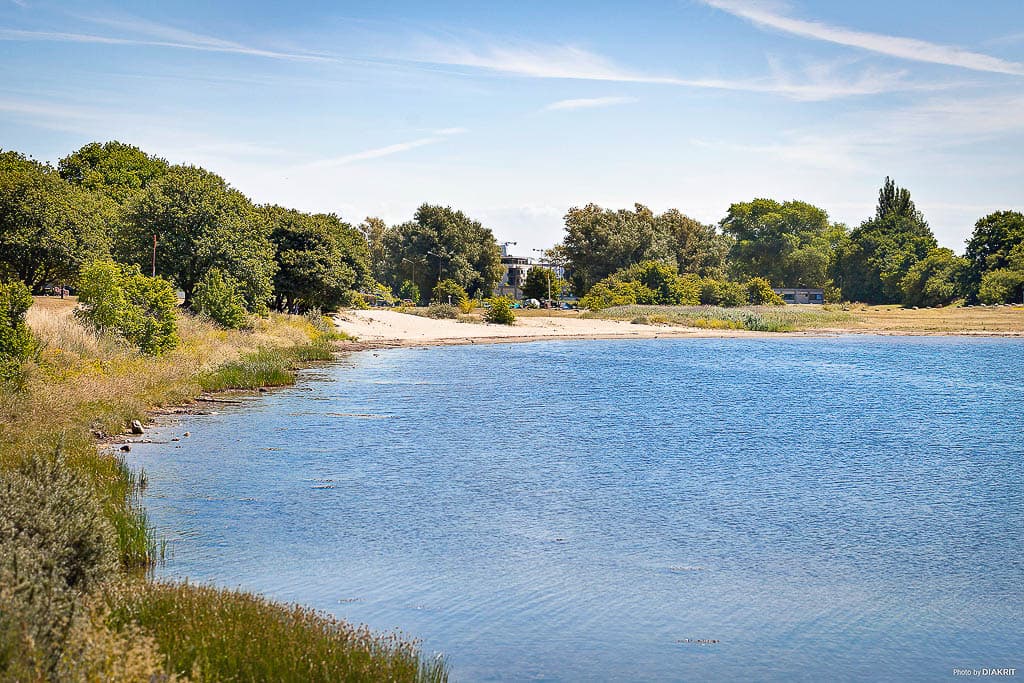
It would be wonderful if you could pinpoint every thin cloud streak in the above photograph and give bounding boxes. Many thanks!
[303,128,466,169]
[0,27,333,62]
[700,0,1024,76]
[417,41,953,100]
[545,96,637,110]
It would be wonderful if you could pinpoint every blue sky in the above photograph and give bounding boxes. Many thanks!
[2,1,1022,254]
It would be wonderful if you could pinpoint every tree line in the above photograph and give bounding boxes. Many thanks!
[2,141,1022,333]
[558,179,1023,308]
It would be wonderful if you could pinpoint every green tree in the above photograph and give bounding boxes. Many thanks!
[900,248,968,307]
[123,166,275,310]
[264,206,370,312]
[560,203,726,293]
[579,260,701,310]
[192,268,248,329]
[432,278,469,307]
[58,141,168,206]
[381,205,503,298]
[358,217,389,283]
[832,177,937,303]
[397,280,420,303]
[0,151,113,291]
[720,198,846,287]
[76,261,179,355]
[521,267,567,302]
[977,243,1024,304]
[963,211,1024,300]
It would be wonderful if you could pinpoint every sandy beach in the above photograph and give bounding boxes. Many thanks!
[331,309,763,348]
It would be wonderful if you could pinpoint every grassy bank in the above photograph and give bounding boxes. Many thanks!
[585,302,1024,334]
[0,297,447,682]
[584,304,857,332]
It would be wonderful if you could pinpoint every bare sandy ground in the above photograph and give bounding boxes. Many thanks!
[331,309,763,348]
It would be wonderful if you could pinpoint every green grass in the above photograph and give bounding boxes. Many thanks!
[198,335,342,391]
[106,582,448,683]
[585,304,856,332]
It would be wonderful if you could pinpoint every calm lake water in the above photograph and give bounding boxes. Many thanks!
[127,337,1023,681]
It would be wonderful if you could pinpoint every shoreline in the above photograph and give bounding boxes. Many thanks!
[332,309,1024,350]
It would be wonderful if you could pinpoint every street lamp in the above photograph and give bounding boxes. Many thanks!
[532,248,554,306]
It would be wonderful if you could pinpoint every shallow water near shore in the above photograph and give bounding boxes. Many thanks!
[127,337,1023,681]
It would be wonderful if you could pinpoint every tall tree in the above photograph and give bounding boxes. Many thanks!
[0,151,112,291]
[380,205,503,298]
[265,205,371,311]
[720,198,846,287]
[900,248,968,308]
[358,216,388,283]
[963,211,1024,300]
[833,178,937,303]
[58,141,169,206]
[123,166,275,309]
[521,266,568,302]
[561,203,725,293]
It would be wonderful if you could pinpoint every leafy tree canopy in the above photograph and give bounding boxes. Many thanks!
[264,205,370,312]
[720,198,847,288]
[900,247,968,308]
[58,141,169,205]
[832,177,937,304]
[0,151,113,291]
[521,267,568,302]
[963,211,1024,298]
[560,203,728,293]
[123,166,275,310]
[381,204,503,298]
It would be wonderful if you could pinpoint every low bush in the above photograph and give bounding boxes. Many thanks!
[485,296,516,324]
[426,303,459,319]
[76,261,179,355]
[192,268,249,329]
[746,277,785,305]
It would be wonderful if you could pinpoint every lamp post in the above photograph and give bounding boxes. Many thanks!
[401,256,424,303]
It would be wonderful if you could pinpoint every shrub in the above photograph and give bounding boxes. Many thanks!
[485,296,516,324]
[978,268,1024,304]
[580,280,641,310]
[76,261,179,354]
[426,303,459,319]
[431,279,469,308]
[698,278,747,307]
[0,449,118,677]
[746,277,784,305]
[0,280,36,382]
[192,267,249,329]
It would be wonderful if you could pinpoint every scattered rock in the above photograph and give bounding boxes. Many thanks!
[129,419,144,435]
[119,444,131,452]
[258,387,268,393]
[183,432,191,437]
[171,437,180,442]
[676,639,719,645]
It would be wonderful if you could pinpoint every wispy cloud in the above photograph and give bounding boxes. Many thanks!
[0,15,333,63]
[544,96,637,111]
[700,0,1024,76]
[303,128,466,169]
[415,40,951,100]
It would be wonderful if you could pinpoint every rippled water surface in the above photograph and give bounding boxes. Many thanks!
[128,337,1024,681]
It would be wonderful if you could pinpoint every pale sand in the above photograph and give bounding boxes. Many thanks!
[331,309,771,348]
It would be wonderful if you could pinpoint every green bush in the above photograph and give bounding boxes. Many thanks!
[431,279,469,308]
[398,280,420,304]
[0,449,118,678]
[0,280,36,382]
[485,296,516,324]
[698,277,748,307]
[579,261,704,310]
[746,277,784,305]
[76,261,179,355]
[192,267,249,329]
[978,268,1024,304]
[426,303,459,319]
